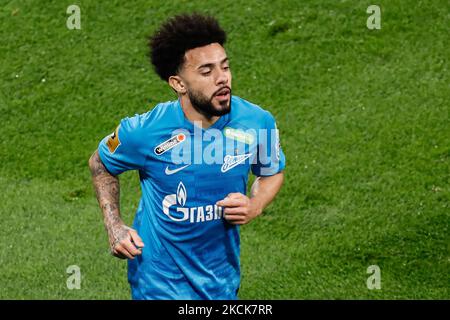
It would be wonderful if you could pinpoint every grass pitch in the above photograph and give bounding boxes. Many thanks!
[0,0,448,299]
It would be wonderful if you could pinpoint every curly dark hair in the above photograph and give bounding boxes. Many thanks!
[149,13,227,81]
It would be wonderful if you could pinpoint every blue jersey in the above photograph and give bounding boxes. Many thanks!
[98,95,286,299]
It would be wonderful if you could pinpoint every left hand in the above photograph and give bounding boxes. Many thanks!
[216,193,262,225]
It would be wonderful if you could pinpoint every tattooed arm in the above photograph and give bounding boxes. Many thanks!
[88,150,144,259]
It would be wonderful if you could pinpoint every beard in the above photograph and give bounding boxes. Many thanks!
[187,86,231,118]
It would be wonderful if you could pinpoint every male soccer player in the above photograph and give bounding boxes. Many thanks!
[89,13,285,300]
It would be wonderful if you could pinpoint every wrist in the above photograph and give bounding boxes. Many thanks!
[105,217,125,234]
[250,197,264,217]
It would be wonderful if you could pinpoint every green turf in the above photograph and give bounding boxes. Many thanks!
[0,0,448,299]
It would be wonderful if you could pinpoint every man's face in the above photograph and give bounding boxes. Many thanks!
[179,43,232,117]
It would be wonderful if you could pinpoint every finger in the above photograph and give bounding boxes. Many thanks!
[224,207,246,215]
[111,249,127,259]
[227,192,244,199]
[224,213,246,221]
[129,230,145,248]
[216,198,245,207]
[225,216,246,225]
[121,238,142,256]
[114,245,135,260]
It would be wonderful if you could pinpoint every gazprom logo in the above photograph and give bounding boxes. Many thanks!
[177,182,187,206]
[162,181,224,223]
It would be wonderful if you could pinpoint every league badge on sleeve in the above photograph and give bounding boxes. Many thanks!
[107,125,121,153]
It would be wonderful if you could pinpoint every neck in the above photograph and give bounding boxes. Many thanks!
[179,95,219,129]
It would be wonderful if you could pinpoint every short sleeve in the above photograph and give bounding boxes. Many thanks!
[251,111,286,176]
[97,116,147,176]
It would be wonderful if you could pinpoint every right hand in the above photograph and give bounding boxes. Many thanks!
[108,224,145,260]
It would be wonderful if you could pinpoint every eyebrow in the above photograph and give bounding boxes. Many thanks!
[197,57,229,70]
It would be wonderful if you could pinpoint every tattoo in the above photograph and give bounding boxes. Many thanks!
[89,150,127,251]
[89,151,109,178]
[110,225,131,250]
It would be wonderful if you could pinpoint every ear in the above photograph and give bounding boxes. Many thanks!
[168,75,187,95]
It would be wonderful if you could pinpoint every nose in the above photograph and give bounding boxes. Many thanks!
[215,69,229,86]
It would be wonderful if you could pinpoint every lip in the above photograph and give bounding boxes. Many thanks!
[215,93,230,102]
[215,88,230,95]
[214,88,231,100]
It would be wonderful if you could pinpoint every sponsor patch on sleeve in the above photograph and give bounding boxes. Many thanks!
[106,125,121,153]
